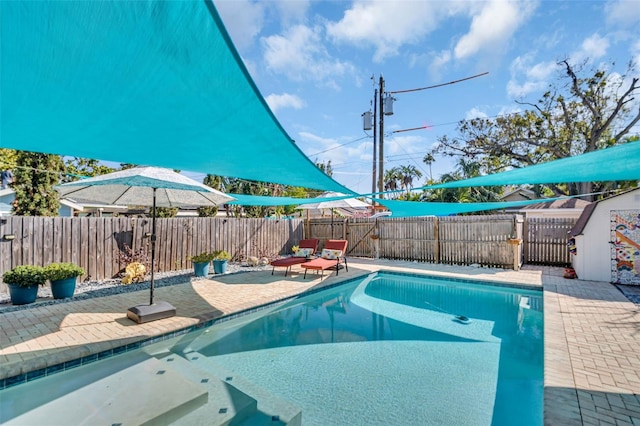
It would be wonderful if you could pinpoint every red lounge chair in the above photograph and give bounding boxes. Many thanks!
[270,239,319,276]
[301,239,348,278]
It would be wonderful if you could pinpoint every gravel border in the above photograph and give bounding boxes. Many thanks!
[0,263,271,314]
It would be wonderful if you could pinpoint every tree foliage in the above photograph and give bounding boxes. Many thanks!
[315,160,333,177]
[197,174,228,217]
[13,151,64,216]
[64,157,115,182]
[384,165,423,199]
[0,149,18,171]
[429,60,640,199]
[421,159,502,204]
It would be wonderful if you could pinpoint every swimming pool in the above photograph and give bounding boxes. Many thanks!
[1,271,543,425]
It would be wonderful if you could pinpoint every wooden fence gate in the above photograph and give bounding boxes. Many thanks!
[522,217,577,266]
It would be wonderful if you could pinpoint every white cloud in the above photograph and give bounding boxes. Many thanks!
[326,1,448,63]
[454,0,538,60]
[527,61,558,81]
[297,132,373,182]
[465,108,488,120]
[298,131,337,148]
[577,33,610,62]
[273,0,311,26]
[262,25,355,86]
[633,39,640,69]
[213,0,265,50]
[265,93,306,113]
[506,54,556,98]
[385,134,424,157]
[429,50,453,78]
[605,0,640,28]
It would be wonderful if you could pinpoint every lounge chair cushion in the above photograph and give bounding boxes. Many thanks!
[293,248,314,257]
[321,249,343,260]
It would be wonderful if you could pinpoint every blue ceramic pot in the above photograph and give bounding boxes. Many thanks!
[213,260,228,274]
[7,284,38,305]
[50,277,77,299]
[193,262,211,277]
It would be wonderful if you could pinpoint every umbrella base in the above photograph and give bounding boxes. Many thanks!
[127,301,176,324]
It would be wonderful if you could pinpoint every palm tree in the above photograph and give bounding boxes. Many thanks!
[399,165,423,198]
[383,168,402,197]
[421,158,501,204]
[423,153,435,180]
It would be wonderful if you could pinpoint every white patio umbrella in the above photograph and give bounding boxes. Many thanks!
[297,191,371,238]
[55,166,234,323]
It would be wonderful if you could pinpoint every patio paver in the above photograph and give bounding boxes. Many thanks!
[1,259,639,424]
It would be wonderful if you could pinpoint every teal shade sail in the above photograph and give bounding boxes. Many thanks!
[374,197,567,218]
[227,193,365,206]
[424,142,640,190]
[224,192,572,219]
[0,0,351,194]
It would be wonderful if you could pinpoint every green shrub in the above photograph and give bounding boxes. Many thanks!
[3,265,47,288]
[189,252,216,263]
[44,262,85,282]
[213,250,231,261]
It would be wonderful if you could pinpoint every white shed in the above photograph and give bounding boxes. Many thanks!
[569,188,640,284]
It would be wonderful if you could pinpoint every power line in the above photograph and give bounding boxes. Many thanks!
[389,72,489,95]
[307,135,371,157]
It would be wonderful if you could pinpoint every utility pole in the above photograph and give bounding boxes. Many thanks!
[372,87,377,194]
[362,71,488,199]
[378,76,385,197]
[363,75,393,199]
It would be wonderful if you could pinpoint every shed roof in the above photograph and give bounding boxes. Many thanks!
[569,188,640,237]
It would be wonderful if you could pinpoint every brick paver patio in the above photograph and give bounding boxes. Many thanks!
[1,259,638,424]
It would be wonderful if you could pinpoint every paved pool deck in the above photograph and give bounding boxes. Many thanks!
[1,258,639,425]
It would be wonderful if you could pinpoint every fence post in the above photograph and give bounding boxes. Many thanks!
[434,217,440,264]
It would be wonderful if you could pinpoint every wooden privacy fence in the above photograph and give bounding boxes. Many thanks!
[523,217,577,266]
[307,214,524,269]
[0,214,576,290]
[0,216,304,284]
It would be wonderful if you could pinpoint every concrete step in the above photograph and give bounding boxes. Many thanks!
[182,351,301,426]
[154,353,258,426]
[2,351,208,426]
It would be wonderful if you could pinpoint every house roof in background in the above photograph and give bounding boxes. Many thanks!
[521,198,591,210]
[500,187,538,200]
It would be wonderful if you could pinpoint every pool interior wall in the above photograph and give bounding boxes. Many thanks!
[0,270,543,425]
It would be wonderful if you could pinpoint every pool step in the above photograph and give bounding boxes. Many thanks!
[2,351,209,426]
[183,352,302,426]
[155,353,259,425]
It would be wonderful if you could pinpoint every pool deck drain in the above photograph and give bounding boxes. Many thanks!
[1,259,638,425]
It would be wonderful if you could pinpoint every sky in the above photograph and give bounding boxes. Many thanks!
[192,0,640,195]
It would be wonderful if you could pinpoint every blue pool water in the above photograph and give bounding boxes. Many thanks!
[2,271,543,425]
[185,271,543,425]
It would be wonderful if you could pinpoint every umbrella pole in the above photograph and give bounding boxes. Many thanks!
[150,188,156,305]
[125,187,176,323]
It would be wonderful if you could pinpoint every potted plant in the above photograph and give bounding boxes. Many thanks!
[189,252,216,277]
[44,262,85,299]
[3,265,47,305]
[212,250,231,274]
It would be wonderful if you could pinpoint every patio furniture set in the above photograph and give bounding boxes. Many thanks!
[270,239,348,278]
